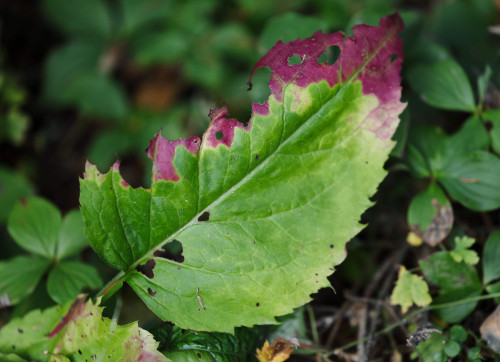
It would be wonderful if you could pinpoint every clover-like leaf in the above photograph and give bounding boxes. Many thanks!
[450,236,479,265]
[80,15,405,332]
[390,266,431,313]
[0,296,167,361]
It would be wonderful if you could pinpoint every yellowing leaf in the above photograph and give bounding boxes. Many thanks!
[450,236,479,265]
[256,338,294,362]
[407,231,423,246]
[390,266,431,313]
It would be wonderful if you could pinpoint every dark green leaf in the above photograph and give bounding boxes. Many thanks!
[131,31,189,65]
[66,71,129,120]
[415,332,447,362]
[43,0,112,41]
[119,0,172,35]
[407,183,453,246]
[0,166,33,224]
[407,60,476,112]
[477,66,492,105]
[7,197,61,258]
[420,251,482,323]
[444,340,461,357]
[449,325,467,343]
[0,256,50,307]
[482,109,500,155]
[483,231,500,285]
[47,261,102,305]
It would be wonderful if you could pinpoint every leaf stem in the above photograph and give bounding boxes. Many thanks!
[95,271,125,302]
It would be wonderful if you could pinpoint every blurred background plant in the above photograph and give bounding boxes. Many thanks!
[1,0,500,360]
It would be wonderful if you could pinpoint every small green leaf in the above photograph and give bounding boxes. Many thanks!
[407,60,476,112]
[483,231,500,285]
[47,261,102,305]
[407,183,453,246]
[66,71,129,121]
[449,325,467,343]
[0,166,33,224]
[56,210,89,259]
[420,251,482,323]
[131,31,189,65]
[119,0,172,35]
[482,108,500,155]
[0,296,167,361]
[0,256,50,307]
[7,197,62,258]
[450,236,479,265]
[415,332,447,362]
[390,266,432,313]
[43,0,112,41]
[444,340,461,357]
[477,65,492,106]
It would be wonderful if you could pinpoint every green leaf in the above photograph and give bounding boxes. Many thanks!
[131,31,189,65]
[0,166,33,224]
[7,197,62,258]
[449,325,467,343]
[483,231,500,284]
[482,108,500,155]
[43,42,102,105]
[156,324,262,361]
[415,332,447,362]
[43,0,112,41]
[407,59,476,112]
[119,0,172,35]
[477,65,492,106]
[444,340,461,357]
[407,183,453,246]
[450,236,479,265]
[0,296,167,361]
[390,266,432,313]
[0,256,50,307]
[47,261,102,305]
[80,15,405,332]
[66,71,129,120]
[56,210,89,259]
[420,251,482,323]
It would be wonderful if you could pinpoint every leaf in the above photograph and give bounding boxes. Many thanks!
[482,108,500,155]
[56,210,89,259]
[390,266,431,313]
[0,166,33,223]
[0,256,50,308]
[407,59,476,112]
[156,324,262,361]
[449,325,467,343]
[477,65,492,105]
[119,0,172,36]
[80,15,405,332]
[7,197,62,258]
[420,251,482,323]
[256,338,294,362]
[483,230,500,285]
[47,261,102,305]
[43,0,112,41]
[0,296,167,361]
[414,332,447,362]
[480,306,500,354]
[7,197,89,261]
[66,71,129,121]
[449,236,479,265]
[407,183,453,246]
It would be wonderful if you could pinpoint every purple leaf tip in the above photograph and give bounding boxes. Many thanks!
[147,131,200,182]
[205,106,250,148]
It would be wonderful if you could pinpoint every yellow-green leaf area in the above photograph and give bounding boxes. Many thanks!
[391,266,431,313]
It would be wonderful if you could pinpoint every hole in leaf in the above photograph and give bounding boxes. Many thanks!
[215,131,224,140]
[154,239,184,263]
[197,353,202,359]
[330,244,334,248]
[256,302,260,307]
[136,259,156,279]
[317,45,341,65]
[390,53,398,63]
[249,67,271,104]
[485,121,493,131]
[17,328,23,334]
[198,211,210,222]
[147,288,157,297]
[287,54,305,66]
[255,154,260,160]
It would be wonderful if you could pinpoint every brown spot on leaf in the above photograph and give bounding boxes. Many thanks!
[147,288,156,297]
[412,199,453,247]
[198,211,210,222]
[256,337,294,362]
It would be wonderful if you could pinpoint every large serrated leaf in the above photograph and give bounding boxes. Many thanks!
[80,15,405,332]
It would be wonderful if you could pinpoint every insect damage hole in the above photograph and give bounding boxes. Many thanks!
[153,239,184,263]
[135,259,156,279]
[198,211,210,222]
[215,131,224,140]
[317,45,341,65]
[287,54,306,65]
[147,288,157,297]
